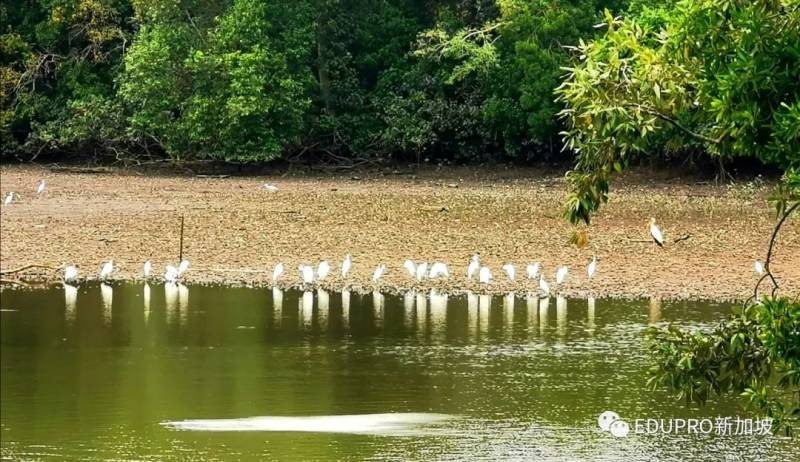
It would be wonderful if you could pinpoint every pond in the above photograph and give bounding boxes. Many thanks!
[1,283,797,460]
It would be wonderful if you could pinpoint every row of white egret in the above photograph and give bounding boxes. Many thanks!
[61,253,596,297]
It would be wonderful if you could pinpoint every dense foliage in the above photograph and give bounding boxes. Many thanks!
[647,169,800,435]
[558,0,800,224]
[3,0,622,162]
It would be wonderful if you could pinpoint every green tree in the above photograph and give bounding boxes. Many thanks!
[556,0,800,225]
[647,170,800,435]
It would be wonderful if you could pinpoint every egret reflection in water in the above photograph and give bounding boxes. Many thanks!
[272,287,283,323]
[556,296,568,337]
[341,289,350,327]
[587,297,596,332]
[649,297,662,325]
[100,283,113,322]
[64,283,78,321]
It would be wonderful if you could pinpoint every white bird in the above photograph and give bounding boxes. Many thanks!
[587,256,597,279]
[372,264,387,282]
[467,254,480,280]
[502,263,516,281]
[341,254,352,278]
[36,180,46,194]
[403,259,417,277]
[754,260,764,275]
[143,260,152,278]
[556,266,569,286]
[478,266,492,284]
[64,265,79,283]
[539,275,550,297]
[177,259,190,276]
[3,192,17,206]
[649,218,664,247]
[415,262,428,281]
[429,262,449,278]
[316,260,330,281]
[272,262,284,283]
[164,264,179,283]
[263,183,279,192]
[99,260,114,280]
[526,262,540,279]
[299,265,314,284]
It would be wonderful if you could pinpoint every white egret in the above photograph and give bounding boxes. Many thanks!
[526,262,540,279]
[164,264,179,283]
[143,260,152,278]
[403,259,416,277]
[587,256,597,279]
[36,180,47,194]
[754,260,764,275]
[341,254,352,278]
[272,262,284,283]
[263,183,279,192]
[429,262,449,278]
[3,192,17,206]
[501,263,516,281]
[539,275,550,297]
[64,265,79,283]
[555,266,568,286]
[478,266,492,284]
[372,264,387,282]
[299,265,314,284]
[177,259,190,276]
[415,262,428,281]
[316,260,330,281]
[467,254,480,280]
[649,218,664,247]
[99,259,114,280]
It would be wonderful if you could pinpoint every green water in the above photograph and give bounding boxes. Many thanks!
[1,283,797,460]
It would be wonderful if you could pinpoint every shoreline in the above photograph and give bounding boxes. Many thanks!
[1,165,798,302]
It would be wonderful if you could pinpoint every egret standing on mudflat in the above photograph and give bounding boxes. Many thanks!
[587,256,597,279]
[177,259,190,276]
[299,265,314,284]
[99,260,114,281]
[467,254,480,280]
[403,259,416,278]
[164,264,179,283]
[272,262,284,283]
[341,254,352,278]
[36,180,46,194]
[754,260,764,275]
[555,266,568,287]
[372,264,387,282]
[539,275,550,297]
[316,260,330,281]
[64,265,79,283]
[502,263,516,281]
[478,266,492,284]
[526,262,540,279]
[649,218,664,247]
[415,262,428,281]
[429,262,449,278]
[143,260,152,279]
[3,192,17,206]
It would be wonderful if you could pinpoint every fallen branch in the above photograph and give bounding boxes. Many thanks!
[0,264,57,275]
[673,234,692,243]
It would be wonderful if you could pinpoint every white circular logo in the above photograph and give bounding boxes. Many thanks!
[597,410,620,432]
[598,410,629,437]
[609,419,630,438]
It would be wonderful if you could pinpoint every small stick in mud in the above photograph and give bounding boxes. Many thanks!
[179,215,185,262]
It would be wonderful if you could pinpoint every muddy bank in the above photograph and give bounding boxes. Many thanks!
[1,165,798,301]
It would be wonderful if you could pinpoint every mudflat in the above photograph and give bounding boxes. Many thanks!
[1,164,797,301]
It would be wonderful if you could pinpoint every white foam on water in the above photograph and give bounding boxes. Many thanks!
[160,413,456,435]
